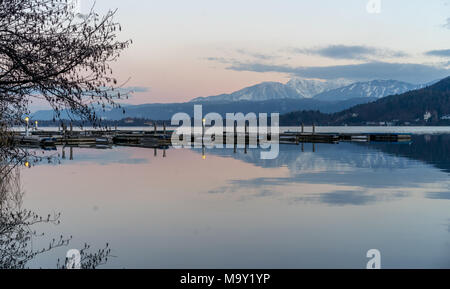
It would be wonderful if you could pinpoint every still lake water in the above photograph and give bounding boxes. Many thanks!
[20,127,450,268]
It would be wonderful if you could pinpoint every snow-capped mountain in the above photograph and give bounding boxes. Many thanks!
[286,78,353,98]
[191,81,301,102]
[191,78,433,103]
[191,78,353,103]
[313,80,423,101]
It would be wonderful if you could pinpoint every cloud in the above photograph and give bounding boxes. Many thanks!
[206,57,234,63]
[444,17,450,29]
[236,49,278,60]
[114,86,151,99]
[223,61,449,83]
[425,49,450,58]
[121,86,151,93]
[292,45,408,60]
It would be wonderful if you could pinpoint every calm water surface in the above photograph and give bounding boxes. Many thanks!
[20,129,450,269]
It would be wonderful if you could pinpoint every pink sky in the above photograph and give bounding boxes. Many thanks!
[87,0,449,105]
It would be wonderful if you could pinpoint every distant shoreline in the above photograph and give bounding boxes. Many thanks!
[13,126,450,135]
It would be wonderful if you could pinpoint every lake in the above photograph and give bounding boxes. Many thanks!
[16,127,450,268]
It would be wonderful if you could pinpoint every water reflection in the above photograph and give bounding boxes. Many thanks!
[34,135,450,209]
[427,192,450,200]
[0,148,111,268]
[194,135,450,206]
[200,135,450,174]
[15,134,450,268]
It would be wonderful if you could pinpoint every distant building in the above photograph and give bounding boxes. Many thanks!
[441,115,450,120]
[424,111,432,122]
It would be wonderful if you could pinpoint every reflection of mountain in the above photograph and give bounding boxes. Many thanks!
[197,135,450,188]
[196,135,450,206]
[198,142,415,171]
[359,134,450,174]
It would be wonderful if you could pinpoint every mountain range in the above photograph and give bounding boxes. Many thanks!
[281,76,450,125]
[191,78,434,103]
[313,80,430,101]
[32,77,443,122]
[286,78,353,98]
[32,97,377,121]
[191,78,353,102]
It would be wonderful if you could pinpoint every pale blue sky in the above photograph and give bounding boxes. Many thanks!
[84,0,450,103]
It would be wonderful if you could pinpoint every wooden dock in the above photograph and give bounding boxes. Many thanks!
[11,128,412,149]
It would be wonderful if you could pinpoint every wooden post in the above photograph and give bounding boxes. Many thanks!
[70,122,73,136]
[312,124,316,135]
[163,122,166,136]
[301,123,304,134]
[25,119,29,137]
[245,121,248,147]
[202,119,205,144]
[69,146,73,160]
[154,123,157,135]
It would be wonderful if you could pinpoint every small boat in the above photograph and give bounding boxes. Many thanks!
[96,137,111,144]
[14,135,40,145]
[351,135,369,142]
[40,137,57,146]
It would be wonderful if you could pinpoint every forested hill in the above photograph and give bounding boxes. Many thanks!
[281,76,450,126]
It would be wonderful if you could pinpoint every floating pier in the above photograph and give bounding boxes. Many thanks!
[11,125,412,149]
